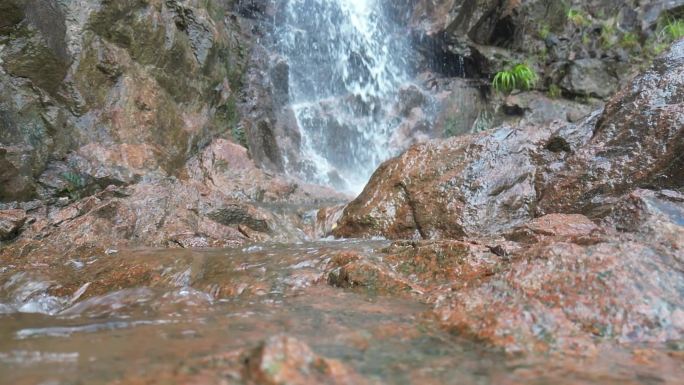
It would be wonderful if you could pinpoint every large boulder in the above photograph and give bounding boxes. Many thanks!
[328,197,684,354]
[538,40,684,215]
[334,40,684,240]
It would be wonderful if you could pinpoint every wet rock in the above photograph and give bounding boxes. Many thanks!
[207,204,271,233]
[315,205,345,239]
[245,335,366,385]
[335,41,683,240]
[326,241,502,297]
[433,231,684,354]
[0,136,348,259]
[0,0,250,203]
[539,40,684,215]
[333,122,562,240]
[604,188,684,251]
[430,76,491,137]
[0,209,26,241]
[328,258,415,296]
[561,59,619,99]
[501,92,597,125]
[328,201,684,355]
[505,214,602,244]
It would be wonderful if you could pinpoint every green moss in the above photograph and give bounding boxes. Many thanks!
[619,32,640,50]
[538,24,551,40]
[600,21,618,48]
[548,84,562,98]
[566,9,590,27]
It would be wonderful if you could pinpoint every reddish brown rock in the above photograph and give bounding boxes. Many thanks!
[538,41,684,215]
[334,41,684,241]
[327,241,502,297]
[244,335,367,385]
[333,121,562,240]
[505,213,602,244]
[433,234,684,354]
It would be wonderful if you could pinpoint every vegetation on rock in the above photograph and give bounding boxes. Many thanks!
[492,63,538,93]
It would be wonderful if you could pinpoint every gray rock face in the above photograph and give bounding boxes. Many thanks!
[561,59,619,98]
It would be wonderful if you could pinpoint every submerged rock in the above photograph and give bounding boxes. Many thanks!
[245,335,367,385]
[328,198,684,354]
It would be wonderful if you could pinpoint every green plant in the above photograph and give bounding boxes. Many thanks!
[511,64,539,90]
[619,32,640,49]
[600,21,618,48]
[644,17,684,58]
[492,69,516,93]
[548,84,562,98]
[567,9,589,27]
[492,63,539,93]
[662,18,684,41]
[539,24,551,39]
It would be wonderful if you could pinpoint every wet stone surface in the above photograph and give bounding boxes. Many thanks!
[0,240,683,384]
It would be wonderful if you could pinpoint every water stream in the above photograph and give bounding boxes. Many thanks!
[275,0,414,192]
[1,242,682,384]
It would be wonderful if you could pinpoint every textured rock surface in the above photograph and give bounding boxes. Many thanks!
[245,335,367,385]
[335,40,684,240]
[0,209,26,241]
[538,41,684,214]
[0,139,347,260]
[0,0,250,202]
[329,204,684,354]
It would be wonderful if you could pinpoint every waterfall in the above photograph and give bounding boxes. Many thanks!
[275,0,413,193]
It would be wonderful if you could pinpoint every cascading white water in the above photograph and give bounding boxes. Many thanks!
[275,0,413,193]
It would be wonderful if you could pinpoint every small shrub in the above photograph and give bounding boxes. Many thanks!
[662,18,684,41]
[619,32,640,49]
[492,70,516,93]
[645,17,684,58]
[567,9,589,27]
[600,21,618,48]
[492,63,539,93]
[548,84,562,98]
[539,24,551,39]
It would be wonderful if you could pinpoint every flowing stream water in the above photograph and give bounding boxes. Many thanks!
[1,241,683,384]
[275,0,414,192]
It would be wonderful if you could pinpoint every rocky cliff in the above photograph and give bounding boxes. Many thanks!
[0,0,346,252]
